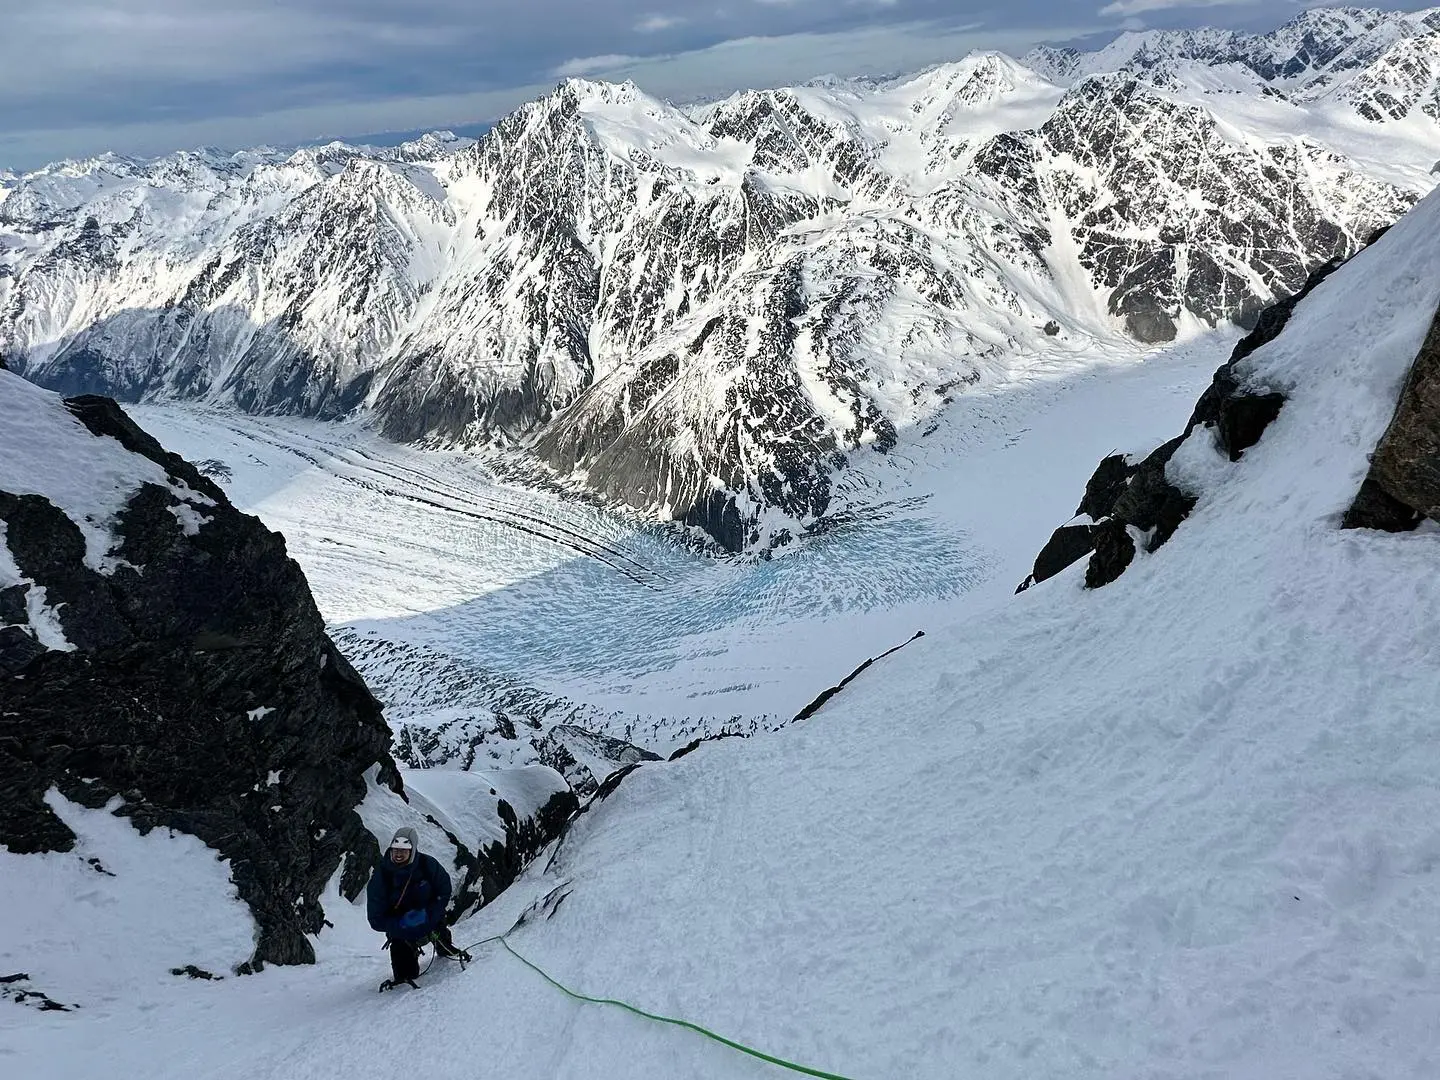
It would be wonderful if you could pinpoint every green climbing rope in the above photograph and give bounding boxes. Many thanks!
[449,933,858,1077]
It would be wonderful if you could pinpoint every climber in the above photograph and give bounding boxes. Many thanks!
[367,826,469,989]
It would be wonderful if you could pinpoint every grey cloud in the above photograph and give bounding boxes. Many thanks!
[7,0,1432,169]
[3,0,1071,166]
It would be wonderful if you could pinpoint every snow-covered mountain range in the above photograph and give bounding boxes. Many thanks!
[1028,5,1440,108]
[3,7,1439,548]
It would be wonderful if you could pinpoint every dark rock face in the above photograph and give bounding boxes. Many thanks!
[1078,454,1135,520]
[1020,436,1198,591]
[469,790,578,911]
[0,620,47,671]
[1343,475,1425,532]
[1086,519,1138,589]
[1022,524,1099,591]
[1,394,402,970]
[1344,301,1440,530]
[1185,257,1343,461]
[1017,457,1134,590]
[1022,252,1352,590]
[1111,436,1196,538]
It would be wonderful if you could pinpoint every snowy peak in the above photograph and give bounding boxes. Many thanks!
[388,130,476,162]
[1020,44,1081,85]
[555,76,646,107]
[493,76,708,170]
[694,85,872,187]
[1078,27,1240,80]
[1247,5,1402,81]
[1029,5,1440,99]
[0,153,148,226]
[4,6,1439,549]
[896,52,1056,114]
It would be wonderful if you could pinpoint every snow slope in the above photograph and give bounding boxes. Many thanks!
[7,186,1440,1078]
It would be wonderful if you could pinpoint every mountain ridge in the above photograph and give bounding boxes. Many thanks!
[3,7,1439,549]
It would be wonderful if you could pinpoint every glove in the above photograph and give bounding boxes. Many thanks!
[399,909,428,930]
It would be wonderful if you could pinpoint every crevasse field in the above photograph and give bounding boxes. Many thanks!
[5,193,1440,1079]
[129,339,1221,742]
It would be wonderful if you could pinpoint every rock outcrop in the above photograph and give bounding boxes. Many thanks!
[458,789,579,914]
[1344,300,1440,530]
[535,726,663,798]
[0,382,402,969]
[1018,255,1350,592]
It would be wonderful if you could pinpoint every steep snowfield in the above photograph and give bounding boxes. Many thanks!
[0,792,256,1006]
[6,184,1440,1078]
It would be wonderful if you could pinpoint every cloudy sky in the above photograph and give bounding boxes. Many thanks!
[1,0,1430,170]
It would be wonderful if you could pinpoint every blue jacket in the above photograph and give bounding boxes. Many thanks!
[367,852,452,940]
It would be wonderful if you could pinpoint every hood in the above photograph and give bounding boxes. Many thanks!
[386,826,421,868]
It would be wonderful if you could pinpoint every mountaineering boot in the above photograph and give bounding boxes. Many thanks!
[433,940,472,964]
[378,977,420,993]
[431,927,472,964]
